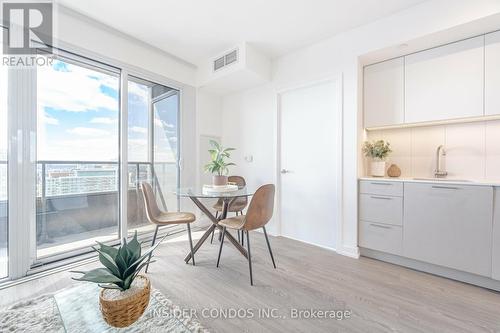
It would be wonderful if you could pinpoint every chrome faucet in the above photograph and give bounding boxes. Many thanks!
[434,145,448,178]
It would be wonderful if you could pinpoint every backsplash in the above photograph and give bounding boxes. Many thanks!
[364,120,500,180]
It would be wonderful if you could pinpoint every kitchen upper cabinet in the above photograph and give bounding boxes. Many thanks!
[404,183,493,277]
[405,36,484,123]
[363,58,404,128]
[485,31,500,116]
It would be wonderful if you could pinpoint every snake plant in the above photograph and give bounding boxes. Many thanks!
[204,140,236,176]
[71,231,163,291]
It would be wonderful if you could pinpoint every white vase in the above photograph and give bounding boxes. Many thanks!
[370,160,386,177]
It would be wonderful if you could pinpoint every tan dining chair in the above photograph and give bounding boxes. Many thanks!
[211,175,248,244]
[141,182,196,271]
[216,184,276,285]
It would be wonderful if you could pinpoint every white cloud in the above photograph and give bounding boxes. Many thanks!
[67,127,111,137]
[154,119,176,131]
[130,126,147,134]
[38,137,118,161]
[128,139,148,162]
[40,111,59,125]
[128,81,149,103]
[37,60,119,113]
[90,117,117,124]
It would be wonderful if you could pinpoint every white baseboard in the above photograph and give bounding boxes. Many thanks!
[280,235,337,252]
[336,245,360,259]
[361,248,500,292]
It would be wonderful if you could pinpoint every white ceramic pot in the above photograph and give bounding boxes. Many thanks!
[370,160,386,177]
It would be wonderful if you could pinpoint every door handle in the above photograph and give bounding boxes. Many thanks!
[281,169,290,174]
[431,185,459,190]
[370,196,392,200]
[370,223,392,229]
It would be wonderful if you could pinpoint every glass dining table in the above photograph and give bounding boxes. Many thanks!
[175,187,255,263]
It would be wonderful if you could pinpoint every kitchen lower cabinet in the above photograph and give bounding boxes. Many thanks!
[492,188,500,280]
[403,183,493,277]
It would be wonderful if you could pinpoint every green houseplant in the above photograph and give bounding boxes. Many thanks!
[362,140,392,177]
[204,140,236,186]
[71,231,163,328]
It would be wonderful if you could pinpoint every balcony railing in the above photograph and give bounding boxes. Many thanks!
[1,160,179,264]
[35,160,178,259]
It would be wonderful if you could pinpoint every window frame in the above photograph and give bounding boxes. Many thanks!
[3,33,184,279]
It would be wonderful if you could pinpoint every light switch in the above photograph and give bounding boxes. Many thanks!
[244,155,253,163]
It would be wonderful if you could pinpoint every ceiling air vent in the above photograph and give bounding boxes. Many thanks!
[213,49,238,72]
[213,56,225,71]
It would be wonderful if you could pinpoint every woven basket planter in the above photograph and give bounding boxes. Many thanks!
[99,275,151,328]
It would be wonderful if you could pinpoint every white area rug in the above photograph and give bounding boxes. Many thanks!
[0,287,209,333]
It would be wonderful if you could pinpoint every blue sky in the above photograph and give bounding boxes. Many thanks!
[37,59,178,162]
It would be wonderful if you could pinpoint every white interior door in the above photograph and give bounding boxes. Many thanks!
[279,80,339,249]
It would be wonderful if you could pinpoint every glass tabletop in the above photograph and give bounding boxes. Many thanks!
[54,283,192,332]
[175,187,254,198]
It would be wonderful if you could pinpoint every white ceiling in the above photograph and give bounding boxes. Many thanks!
[57,0,426,66]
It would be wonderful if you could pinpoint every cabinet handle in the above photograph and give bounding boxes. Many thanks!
[370,196,392,200]
[370,182,392,186]
[431,185,459,190]
[369,223,391,229]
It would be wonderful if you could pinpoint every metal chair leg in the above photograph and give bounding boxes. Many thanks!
[145,225,159,273]
[241,230,244,246]
[262,226,276,269]
[187,223,195,266]
[246,230,253,285]
[216,227,226,267]
[218,229,222,241]
[237,230,240,243]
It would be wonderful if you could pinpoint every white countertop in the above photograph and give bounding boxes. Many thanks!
[359,176,500,187]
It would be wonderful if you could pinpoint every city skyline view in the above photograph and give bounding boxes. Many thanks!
[0,56,180,201]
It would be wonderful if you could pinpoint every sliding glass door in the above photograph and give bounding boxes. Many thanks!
[1,41,182,277]
[153,89,180,213]
[126,76,180,237]
[35,54,121,259]
[0,34,8,278]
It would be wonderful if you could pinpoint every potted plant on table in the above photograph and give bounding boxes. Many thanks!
[71,231,163,328]
[362,140,392,177]
[204,140,236,186]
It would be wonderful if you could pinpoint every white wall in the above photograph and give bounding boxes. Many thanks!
[221,0,500,257]
[196,89,224,186]
[193,89,224,224]
[54,5,196,86]
[197,90,223,139]
[366,120,500,181]
[221,84,277,233]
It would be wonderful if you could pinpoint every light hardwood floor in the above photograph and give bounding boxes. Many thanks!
[1,230,500,332]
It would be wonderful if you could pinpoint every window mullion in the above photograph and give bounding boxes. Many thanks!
[119,70,128,242]
[7,65,36,279]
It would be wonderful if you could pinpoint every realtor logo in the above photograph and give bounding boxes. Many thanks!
[2,1,53,54]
